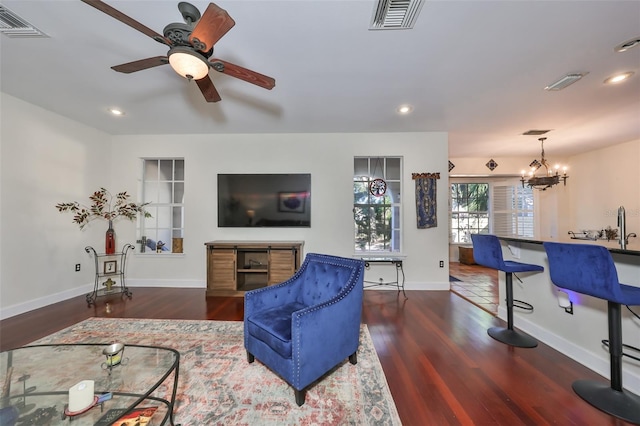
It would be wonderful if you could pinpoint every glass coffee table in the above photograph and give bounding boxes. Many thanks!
[0,343,180,425]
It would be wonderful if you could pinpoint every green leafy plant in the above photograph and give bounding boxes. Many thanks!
[56,187,151,229]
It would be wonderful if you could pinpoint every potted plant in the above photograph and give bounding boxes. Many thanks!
[56,188,151,254]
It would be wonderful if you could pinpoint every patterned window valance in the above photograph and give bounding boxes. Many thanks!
[412,173,440,180]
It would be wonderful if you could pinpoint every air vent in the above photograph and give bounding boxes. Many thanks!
[370,0,425,30]
[544,73,587,91]
[522,130,551,136]
[0,5,48,38]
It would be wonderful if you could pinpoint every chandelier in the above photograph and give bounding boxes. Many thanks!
[520,137,568,190]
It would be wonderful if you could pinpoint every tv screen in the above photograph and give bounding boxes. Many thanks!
[218,174,311,227]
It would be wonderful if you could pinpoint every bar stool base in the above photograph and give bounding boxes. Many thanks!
[487,327,538,348]
[573,380,640,424]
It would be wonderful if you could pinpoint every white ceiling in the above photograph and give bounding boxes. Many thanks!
[1,0,639,158]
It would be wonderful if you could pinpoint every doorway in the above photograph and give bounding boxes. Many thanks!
[449,262,498,315]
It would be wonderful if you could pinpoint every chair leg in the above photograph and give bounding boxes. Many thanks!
[349,352,357,365]
[295,388,306,406]
[247,351,255,363]
[571,302,640,424]
[487,272,538,348]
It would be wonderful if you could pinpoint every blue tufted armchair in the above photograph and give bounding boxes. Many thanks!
[244,253,365,406]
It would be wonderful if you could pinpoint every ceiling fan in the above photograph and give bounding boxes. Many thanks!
[81,0,275,102]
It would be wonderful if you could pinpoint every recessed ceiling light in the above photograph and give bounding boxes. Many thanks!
[108,108,125,116]
[603,72,634,85]
[397,104,413,114]
[614,37,640,53]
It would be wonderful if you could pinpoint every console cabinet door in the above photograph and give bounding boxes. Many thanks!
[208,249,236,291]
[268,249,295,285]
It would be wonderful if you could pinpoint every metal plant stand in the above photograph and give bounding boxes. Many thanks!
[85,244,134,306]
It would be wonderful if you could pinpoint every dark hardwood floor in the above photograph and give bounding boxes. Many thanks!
[0,288,634,425]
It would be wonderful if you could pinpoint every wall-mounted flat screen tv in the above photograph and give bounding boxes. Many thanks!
[218,174,311,227]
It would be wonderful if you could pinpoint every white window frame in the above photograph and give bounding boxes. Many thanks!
[449,177,536,244]
[353,156,402,254]
[450,181,490,244]
[138,158,185,254]
[491,180,535,239]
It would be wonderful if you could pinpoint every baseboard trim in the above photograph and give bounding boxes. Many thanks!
[364,281,449,291]
[0,283,93,320]
[126,279,205,288]
[497,306,640,395]
[0,279,205,320]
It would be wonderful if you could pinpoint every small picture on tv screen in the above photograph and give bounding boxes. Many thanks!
[218,174,311,227]
[278,192,307,213]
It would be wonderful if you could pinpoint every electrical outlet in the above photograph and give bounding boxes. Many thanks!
[75,263,81,272]
[439,260,444,268]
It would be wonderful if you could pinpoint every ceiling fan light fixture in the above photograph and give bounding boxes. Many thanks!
[168,46,209,80]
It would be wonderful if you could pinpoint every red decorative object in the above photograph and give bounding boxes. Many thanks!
[105,220,115,254]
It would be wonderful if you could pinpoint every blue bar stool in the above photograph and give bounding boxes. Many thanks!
[471,234,543,348]
[544,242,640,424]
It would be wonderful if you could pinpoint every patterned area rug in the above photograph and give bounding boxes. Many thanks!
[32,318,401,425]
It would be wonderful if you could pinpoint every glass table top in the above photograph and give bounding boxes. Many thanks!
[0,343,179,425]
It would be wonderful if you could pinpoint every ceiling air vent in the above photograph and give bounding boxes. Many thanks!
[0,5,48,38]
[522,130,551,136]
[544,73,587,91]
[370,0,425,30]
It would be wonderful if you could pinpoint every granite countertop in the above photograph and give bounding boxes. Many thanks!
[497,236,640,256]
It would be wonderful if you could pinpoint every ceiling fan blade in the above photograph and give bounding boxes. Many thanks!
[111,56,169,74]
[189,3,236,52]
[81,0,171,46]
[196,75,222,102]
[210,59,275,90]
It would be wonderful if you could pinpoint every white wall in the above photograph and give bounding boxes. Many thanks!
[449,156,567,177]
[109,132,450,291]
[0,93,111,317]
[568,139,640,249]
[0,92,451,317]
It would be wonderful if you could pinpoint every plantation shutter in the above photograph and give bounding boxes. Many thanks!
[492,179,534,238]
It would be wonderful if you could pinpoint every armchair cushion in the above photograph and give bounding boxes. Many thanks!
[246,301,305,358]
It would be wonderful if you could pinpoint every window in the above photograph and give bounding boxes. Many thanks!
[353,157,402,253]
[492,182,534,238]
[450,183,489,243]
[449,179,535,243]
[140,159,184,254]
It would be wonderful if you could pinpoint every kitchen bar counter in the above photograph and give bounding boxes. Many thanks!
[485,237,640,395]
[498,236,640,256]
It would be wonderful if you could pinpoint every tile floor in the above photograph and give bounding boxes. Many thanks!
[449,262,499,315]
